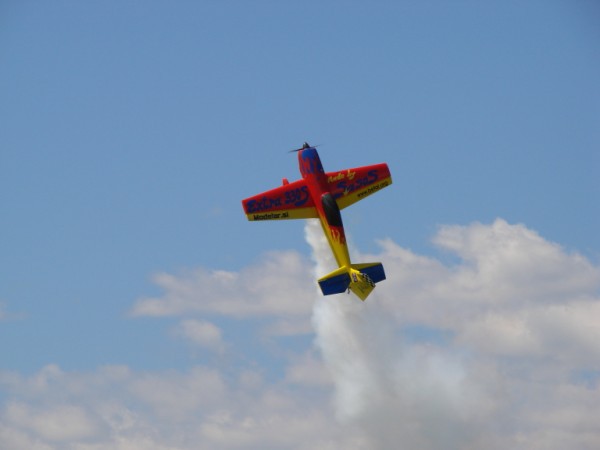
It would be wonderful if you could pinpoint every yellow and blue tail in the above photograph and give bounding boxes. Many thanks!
[318,263,386,301]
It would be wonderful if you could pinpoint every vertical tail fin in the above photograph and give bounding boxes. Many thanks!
[318,263,386,301]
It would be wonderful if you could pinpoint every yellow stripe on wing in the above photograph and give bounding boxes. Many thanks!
[246,207,319,221]
[336,176,393,210]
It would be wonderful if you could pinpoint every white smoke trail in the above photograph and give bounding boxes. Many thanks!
[305,221,394,419]
[305,220,485,450]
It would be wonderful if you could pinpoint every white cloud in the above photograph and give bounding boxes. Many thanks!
[285,350,332,387]
[0,424,54,450]
[261,317,314,336]
[173,319,226,353]
[2,218,599,449]
[431,219,599,306]
[128,367,227,421]
[0,364,357,450]
[4,402,99,442]
[131,250,315,319]
[308,218,600,449]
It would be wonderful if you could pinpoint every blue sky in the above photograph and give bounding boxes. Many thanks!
[1,2,599,449]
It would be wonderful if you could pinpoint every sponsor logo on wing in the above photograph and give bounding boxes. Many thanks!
[337,169,379,196]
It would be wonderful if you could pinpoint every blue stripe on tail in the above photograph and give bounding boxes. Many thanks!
[354,263,386,284]
[319,272,351,295]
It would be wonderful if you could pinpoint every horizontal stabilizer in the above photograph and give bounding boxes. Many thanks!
[318,263,386,301]
[318,267,351,296]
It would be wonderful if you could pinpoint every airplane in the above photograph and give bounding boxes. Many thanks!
[241,143,392,301]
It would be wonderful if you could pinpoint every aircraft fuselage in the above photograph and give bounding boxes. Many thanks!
[298,148,351,268]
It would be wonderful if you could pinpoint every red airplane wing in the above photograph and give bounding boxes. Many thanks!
[326,163,392,210]
[242,179,318,221]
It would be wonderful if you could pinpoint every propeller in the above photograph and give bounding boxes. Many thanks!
[288,142,320,153]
